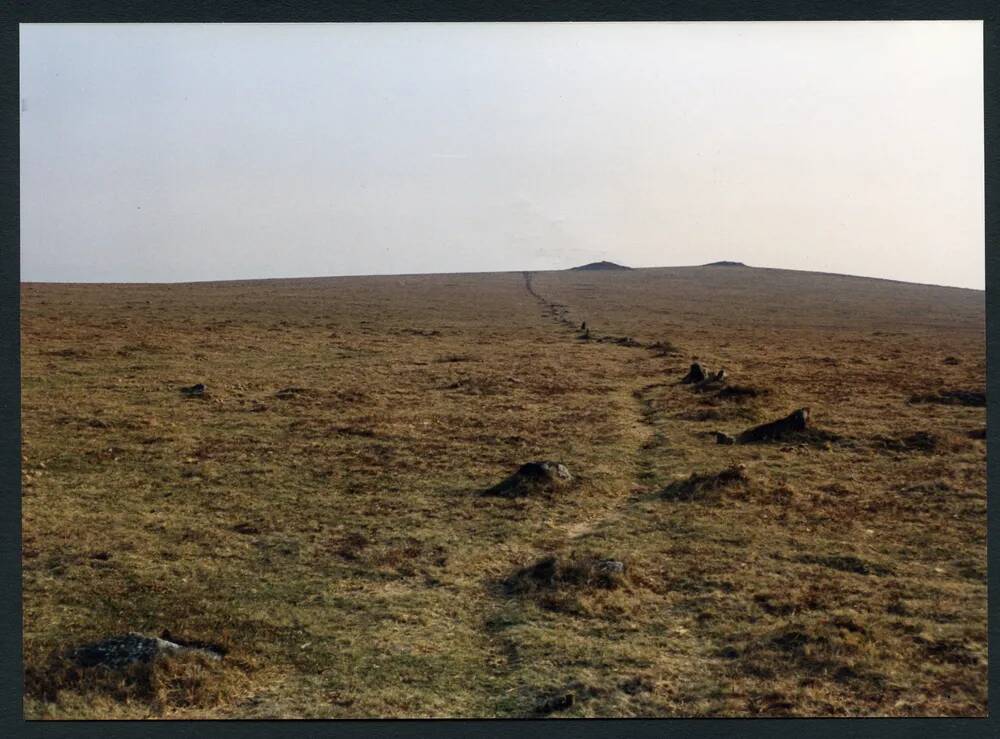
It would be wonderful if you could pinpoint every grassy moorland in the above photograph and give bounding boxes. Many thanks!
[21,264,985,718]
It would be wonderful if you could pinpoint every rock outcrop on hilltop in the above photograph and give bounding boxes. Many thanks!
[570,261,630,271]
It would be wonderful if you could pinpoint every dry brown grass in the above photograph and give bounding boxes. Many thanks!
[25,647,247,717]
[21,265,985,717]
[660,464,752,502]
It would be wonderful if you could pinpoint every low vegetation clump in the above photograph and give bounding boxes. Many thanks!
[504,554,627,595]
[661,464,751,502]
[483,461,573,498]
[909,389,985,407]
[24,637,244,715]
[649,340,681,356]
[679,406,760,423]
[872,431,972,454]
[796,554,894,577]
[714,384,769,402]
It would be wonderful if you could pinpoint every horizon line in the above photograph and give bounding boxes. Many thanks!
[19,262,986,293]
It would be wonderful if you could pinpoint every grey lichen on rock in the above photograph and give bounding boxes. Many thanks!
[71,632,221,670]
[484,461,573,498]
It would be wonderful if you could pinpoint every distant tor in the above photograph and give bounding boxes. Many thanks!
[570,261,631,271]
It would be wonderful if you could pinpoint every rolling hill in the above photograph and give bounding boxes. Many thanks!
[20,265,986,718]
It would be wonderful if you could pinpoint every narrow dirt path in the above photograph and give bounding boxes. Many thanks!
[520,271,680,538]
[471,272,726,717]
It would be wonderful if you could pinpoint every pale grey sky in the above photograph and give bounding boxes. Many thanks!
[20,22,984,288]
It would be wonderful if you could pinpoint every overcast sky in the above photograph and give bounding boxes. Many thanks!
[20,22,984,288]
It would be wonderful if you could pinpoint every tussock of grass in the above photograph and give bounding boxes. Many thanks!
[441,375,506,395]
[116,342,165,357]
[24,647,246,714]
[796,554,894,577]
[661,464,751,502]
[872,431,972,454]
[274,386,312,399]
[909,389,985,407]
[715,385,769,402]
[649,340,681,356]
[331,531,370,560]
[504,554,627,595]
[678,406,760,423]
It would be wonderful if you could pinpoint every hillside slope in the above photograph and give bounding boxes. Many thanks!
[20,265,985,718]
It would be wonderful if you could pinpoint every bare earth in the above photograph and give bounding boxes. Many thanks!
[21,264,986,718]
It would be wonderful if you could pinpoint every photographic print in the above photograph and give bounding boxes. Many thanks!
[19,21,986,719]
